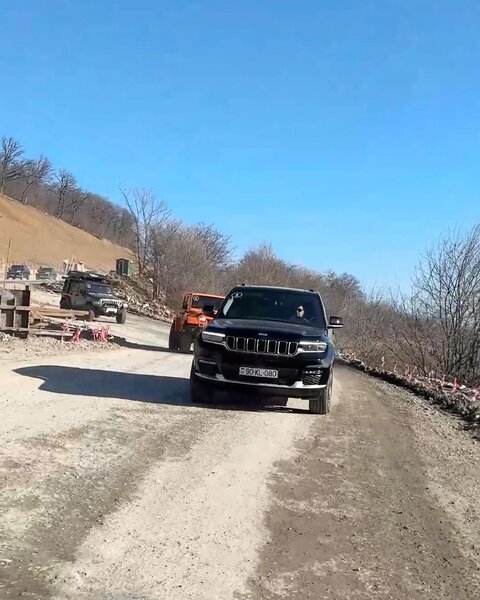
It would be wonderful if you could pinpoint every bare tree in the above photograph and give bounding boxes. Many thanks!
[191,223,233,267]
[21,156,52,204]
[65,188,90,225]
[235,243,290,286]
[0,136,25,194]
[120,187,171,274]
[52,169,77,218]
[148,220,183,300]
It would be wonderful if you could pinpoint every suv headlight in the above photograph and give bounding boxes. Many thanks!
[299,341,328,353]
[201,331,225,344]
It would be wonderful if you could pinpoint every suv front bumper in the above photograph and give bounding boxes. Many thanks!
[192,341,334,399]
[96,307,122,316]
[193,369,326,399]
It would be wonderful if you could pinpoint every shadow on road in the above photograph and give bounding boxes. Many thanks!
[14,366,308,413]
[113,337,175,354]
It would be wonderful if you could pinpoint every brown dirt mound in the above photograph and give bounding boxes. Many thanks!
[0,193,134,272]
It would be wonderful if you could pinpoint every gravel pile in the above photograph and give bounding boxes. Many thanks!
[109,275,174,322]
[39,281,64,294]
[0,333,118,363]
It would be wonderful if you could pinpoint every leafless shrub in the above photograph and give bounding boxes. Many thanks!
[337,288,390,365]
[346,225,480,387]
[411,226,480,384]
[233,243,290,286]
[191,223,233,268]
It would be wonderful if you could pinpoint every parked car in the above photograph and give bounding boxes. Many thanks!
[190,284,344,413]
[7,264,30,280]
[36,266,57,282]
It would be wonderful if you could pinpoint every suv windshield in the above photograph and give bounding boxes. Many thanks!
[191,295,223,310]
[10,265,24,270]
[220,288,326,328]
[86,283,113,295]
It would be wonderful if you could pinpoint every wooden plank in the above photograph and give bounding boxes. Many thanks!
[33,308,88,317]
[0,305,31,311]
[29,330,74,338]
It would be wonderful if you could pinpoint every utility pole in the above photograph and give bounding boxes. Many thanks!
[3,237,12,288]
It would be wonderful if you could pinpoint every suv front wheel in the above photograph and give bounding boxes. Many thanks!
[309,375,332,414]
[179,333,191,353]
[85,304,96,322]
[190,365,211,404]
[116,309,127,324]
[60,297,71,310]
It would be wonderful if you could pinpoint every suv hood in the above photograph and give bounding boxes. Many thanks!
[208,318,328,341]
[88,292,122,301]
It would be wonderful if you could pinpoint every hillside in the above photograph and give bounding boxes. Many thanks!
[0,193,134,272]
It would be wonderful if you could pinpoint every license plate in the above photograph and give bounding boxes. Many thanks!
[105,308,116,313]
[239,367,278,378]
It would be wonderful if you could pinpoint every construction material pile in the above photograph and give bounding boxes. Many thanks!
[339,349,480,432]
[39,281,63,294]
[108,275,174,322]
[0,329,117,363]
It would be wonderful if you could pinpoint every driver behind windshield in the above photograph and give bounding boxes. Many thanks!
[290,305,308,322]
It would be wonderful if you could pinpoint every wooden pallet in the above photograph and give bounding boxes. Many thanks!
[0,288,31,334]
[30,307,89,320]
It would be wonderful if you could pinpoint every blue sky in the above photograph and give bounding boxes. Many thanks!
[1,0,479,289]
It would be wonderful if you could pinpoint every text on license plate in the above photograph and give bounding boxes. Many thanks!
[239,367,278,378]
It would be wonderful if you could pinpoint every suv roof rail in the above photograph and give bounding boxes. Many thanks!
[66,270,106,280]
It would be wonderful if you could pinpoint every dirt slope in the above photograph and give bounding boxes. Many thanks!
[0,193,134,271]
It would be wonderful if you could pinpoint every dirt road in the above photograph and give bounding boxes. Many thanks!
[1,317,479,599]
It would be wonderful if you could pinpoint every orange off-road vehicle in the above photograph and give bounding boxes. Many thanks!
[169,292,224,353]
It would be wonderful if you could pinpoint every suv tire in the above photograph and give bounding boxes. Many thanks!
[190,365,210,404]
[116,309,127,324]
[60,298,71,310]
[86,306,96,322]
[309,376,332,414]
[178,333,191,353]
[168,326,179,351]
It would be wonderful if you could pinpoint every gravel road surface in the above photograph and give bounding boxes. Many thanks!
[1,316,479,599]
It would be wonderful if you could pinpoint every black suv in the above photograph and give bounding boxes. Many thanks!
[60,271,128,323]
[7,264,30,280]
[190,285,343,414]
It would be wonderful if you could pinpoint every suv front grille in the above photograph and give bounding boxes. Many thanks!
[226,336,298,356]
[103,301,120,308]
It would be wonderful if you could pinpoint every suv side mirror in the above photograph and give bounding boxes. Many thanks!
[203,305,215,317]
[328,316,344,329]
